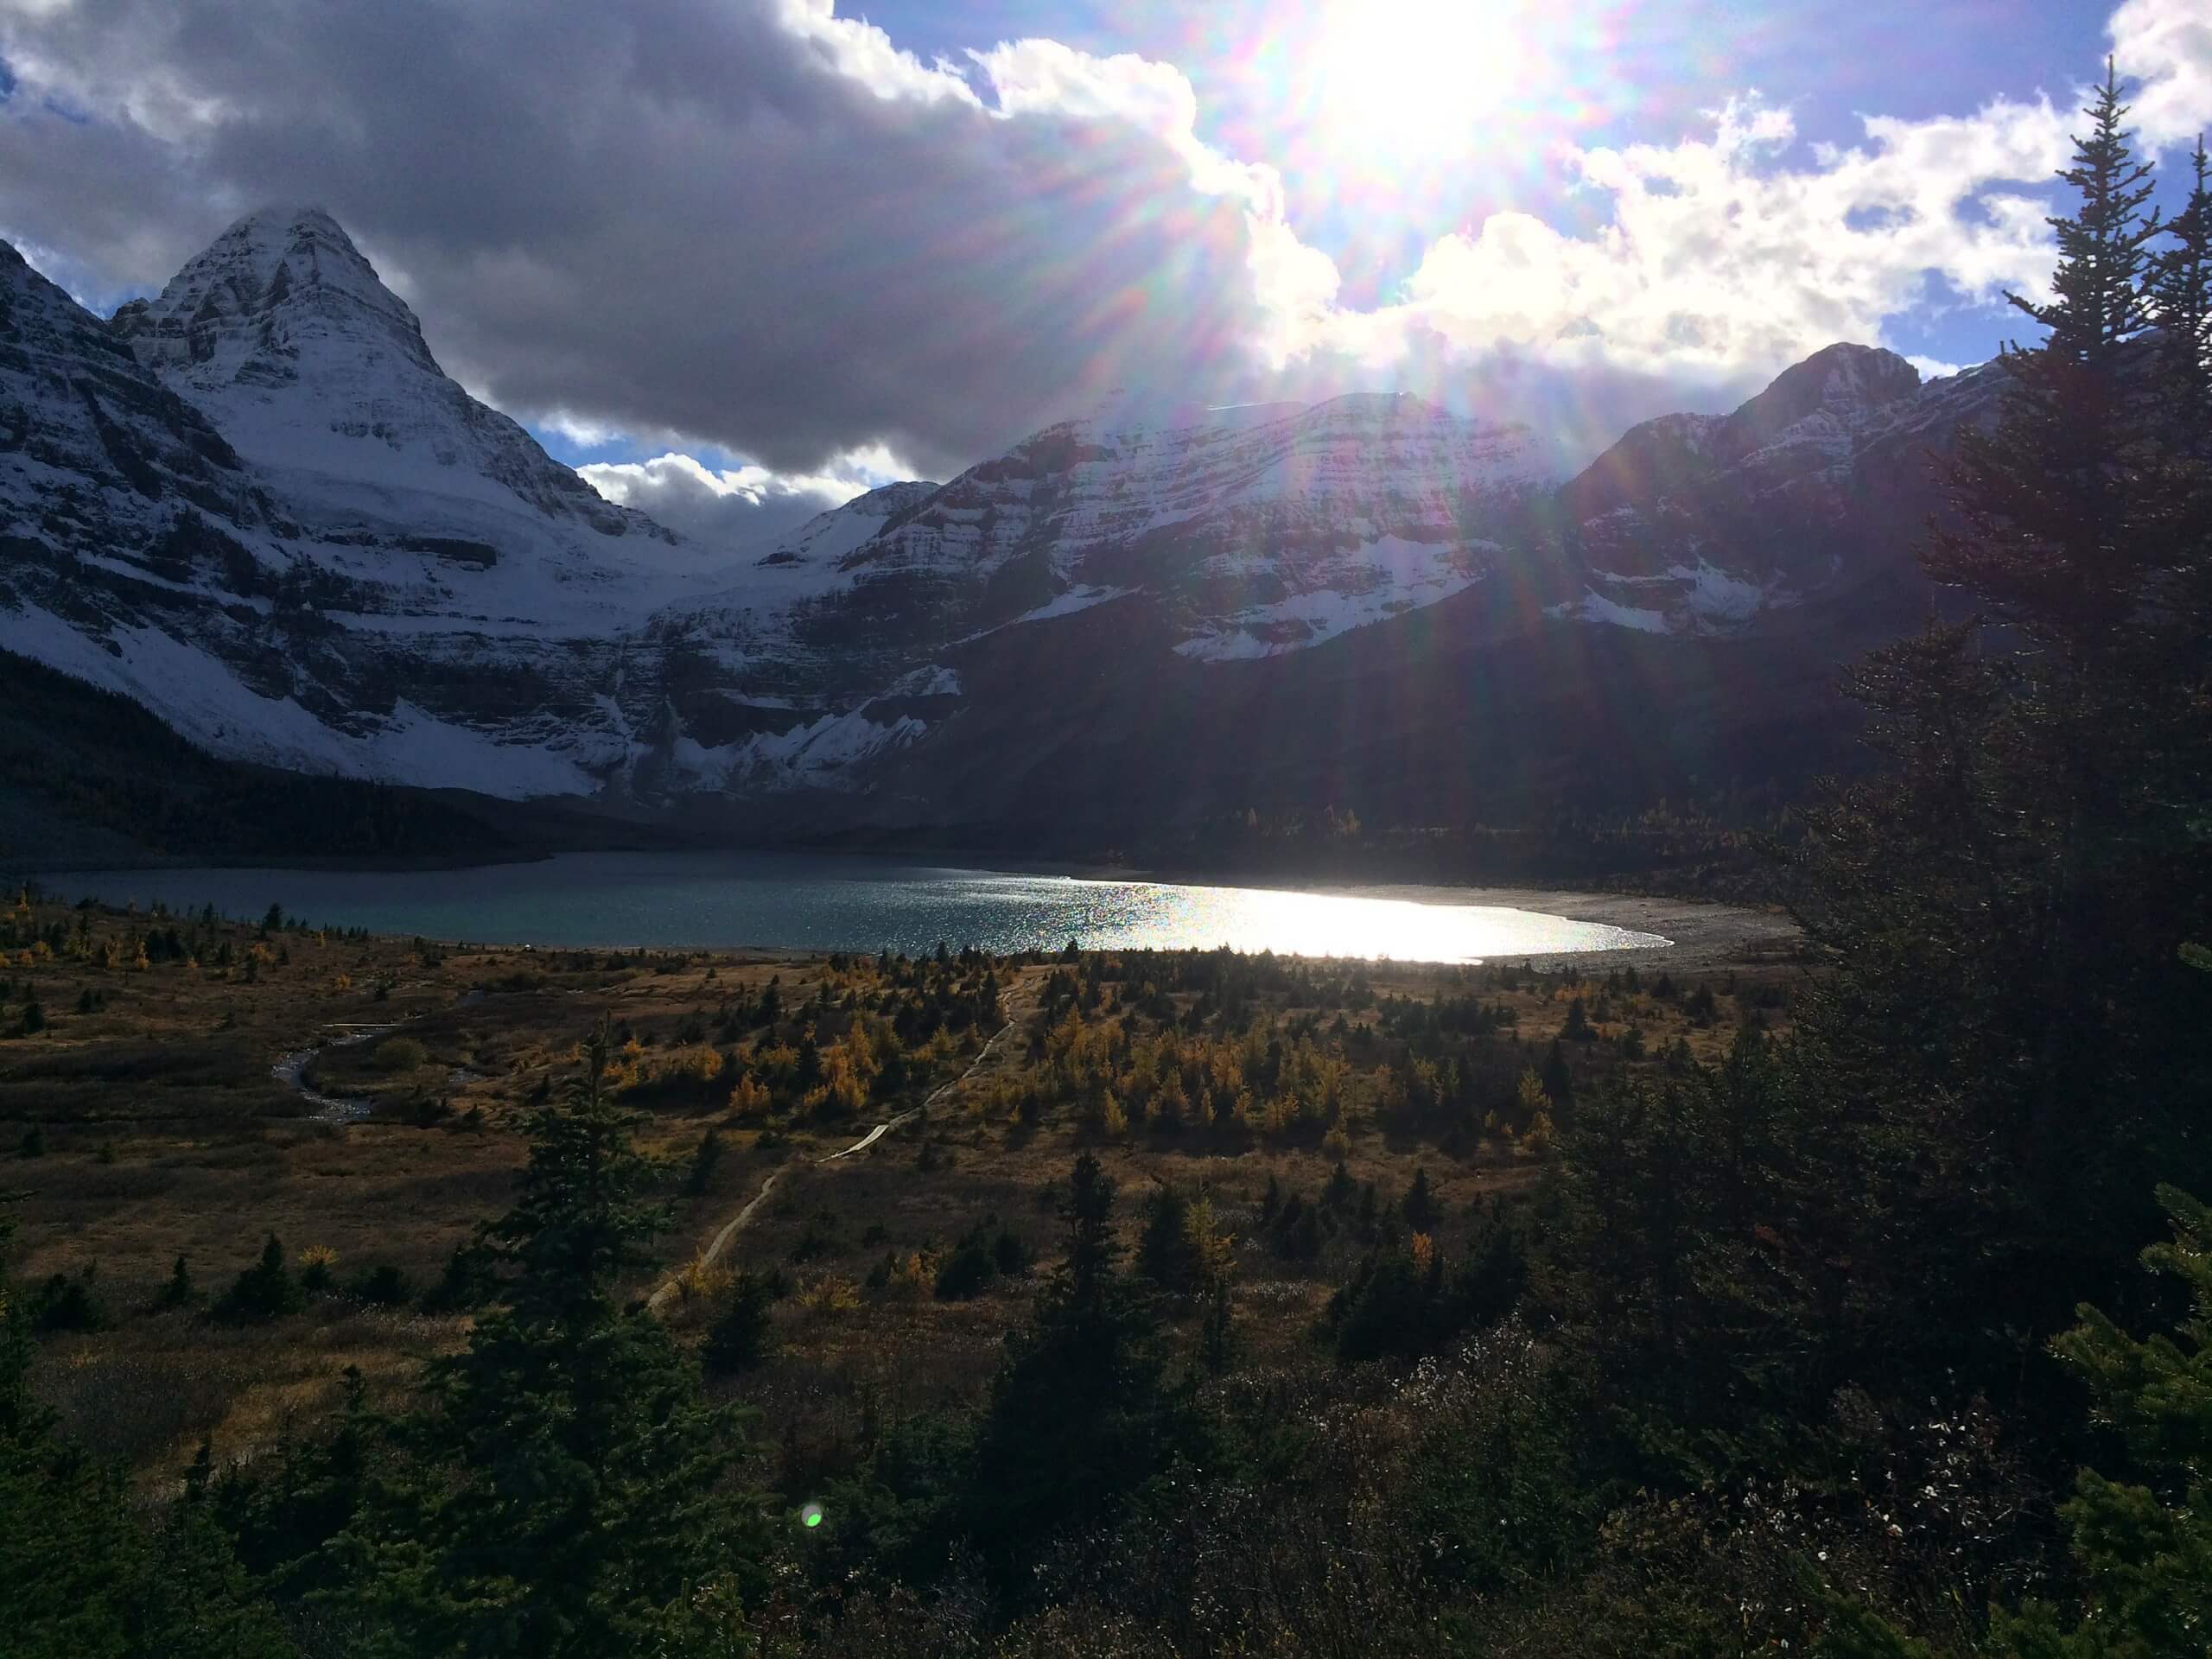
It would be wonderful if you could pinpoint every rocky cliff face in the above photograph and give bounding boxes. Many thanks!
[0,207,2005,832]
[1551,343,2000,633]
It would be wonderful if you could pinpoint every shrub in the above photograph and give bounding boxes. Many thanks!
[1321,1160,1357,1210]
[406,1095,454,1128]
[728,1073,771,1119]
[375,1036,429,1073]
[992,1225,1033,1277]
[1402,1167,1441,1233]
[1137,1186,1201,1293]
[685,1128,724,1198]
[703,1271,776,1375]
[1322,1243,1448,1363]
[152,1254,197,1312]
[213,1234,305,1324]
[352,1263,412,1306]
[1270,1196,1324,1262]
[933,1233,999,1301]
[420,1240,498,1313]
[32,1265,108,1333]
[298,1245,339,1295]
[791,1212,842,1263]
[798,1274,861,1313]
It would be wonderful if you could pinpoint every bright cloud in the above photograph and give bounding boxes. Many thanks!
[1329,95,2069,383]
[2113,0,2212,149]
[3,0,2212,485]
[577,445,912,546]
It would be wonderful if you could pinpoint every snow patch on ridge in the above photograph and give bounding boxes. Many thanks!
[664,708,931,791]
[1010,586,1133,626]
[1673,561,1769,623]
[1174,536,1485,662]
[884,664,962,697]
[1557,590,1674,634]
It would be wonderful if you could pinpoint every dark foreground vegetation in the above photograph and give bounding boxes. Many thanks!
[3,75,2212,1656]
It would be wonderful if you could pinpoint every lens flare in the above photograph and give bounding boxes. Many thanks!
[799,1500,825,1530]
[1313,0,1524,160]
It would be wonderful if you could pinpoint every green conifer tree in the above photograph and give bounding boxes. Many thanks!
[965,1154,1185,1595]
[0,1213,291,1656]
[1788,67,2212,1395]
[327,1029,771,1656]
[2150,137,2212,438]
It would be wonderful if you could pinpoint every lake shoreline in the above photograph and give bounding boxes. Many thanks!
[32,849,1799,972]
[900,855,1805,974]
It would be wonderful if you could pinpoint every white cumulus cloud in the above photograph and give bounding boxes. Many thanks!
[1298,96,2069,395]
[577,445,912,548]
[5,0,2212,481]
[2113,0,2212,149]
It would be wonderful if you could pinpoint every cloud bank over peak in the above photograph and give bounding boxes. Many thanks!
[1349,93,2069,384]
[576,445,912,547]
[0,0,2209,486]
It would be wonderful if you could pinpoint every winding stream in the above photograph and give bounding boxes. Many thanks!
[271,1022,398,1123]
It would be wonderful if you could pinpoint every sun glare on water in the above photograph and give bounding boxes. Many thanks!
[1313,0,1522,160]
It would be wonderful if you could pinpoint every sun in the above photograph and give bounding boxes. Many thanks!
[1312,0,1523,162]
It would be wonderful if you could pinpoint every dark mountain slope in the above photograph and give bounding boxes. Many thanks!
[0,648,516,869]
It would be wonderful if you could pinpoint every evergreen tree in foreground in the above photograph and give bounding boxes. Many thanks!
[2152,137,2212,437]
[0,1211,291,1657]
[965,1154,1191,1596]
[1786,63,2212,1405]
[1830,1185,2212,1656]
[327,1027,770,1656]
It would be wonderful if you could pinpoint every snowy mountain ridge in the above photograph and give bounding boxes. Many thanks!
[1,207,2005,822]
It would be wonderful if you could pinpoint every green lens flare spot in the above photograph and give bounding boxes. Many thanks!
[799,1502,824,1529]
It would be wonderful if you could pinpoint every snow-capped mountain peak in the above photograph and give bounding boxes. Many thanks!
[761,480,939,572]
[112,205,662,539]
[111,205,433,391]
[1721,341,1923,460]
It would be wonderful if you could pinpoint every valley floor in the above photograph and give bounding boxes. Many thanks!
[0,888,1802,1494]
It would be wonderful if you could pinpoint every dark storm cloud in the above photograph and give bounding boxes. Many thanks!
[0,0,1274,477]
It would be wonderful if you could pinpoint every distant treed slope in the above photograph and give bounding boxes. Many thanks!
[0,648,514,868]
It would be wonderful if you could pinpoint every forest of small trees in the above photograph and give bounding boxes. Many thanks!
[3,69,2212,1656]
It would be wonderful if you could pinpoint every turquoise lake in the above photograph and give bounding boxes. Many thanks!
[44,851,1673,965]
